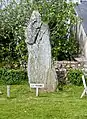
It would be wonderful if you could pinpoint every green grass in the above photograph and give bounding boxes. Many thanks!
[0,84,87,119]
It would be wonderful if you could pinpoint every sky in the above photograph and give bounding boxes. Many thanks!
[0,0,20,9]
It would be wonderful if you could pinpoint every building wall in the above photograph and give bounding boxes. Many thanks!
[76,21,87,59]
[66,0,81,4]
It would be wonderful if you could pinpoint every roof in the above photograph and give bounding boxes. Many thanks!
[76,1,87,34]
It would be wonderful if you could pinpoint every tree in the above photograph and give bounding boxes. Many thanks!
[0,0,79,69]
[34,0,79,60]
[0,0,32,68]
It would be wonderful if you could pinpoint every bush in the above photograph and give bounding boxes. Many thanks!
[67,69,83,86]
[0,68,28,85]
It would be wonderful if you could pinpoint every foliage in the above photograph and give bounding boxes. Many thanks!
[67,69,83,86]
[0,0,32,68]
[34,0,80,60]
[0,68,28,85]
[0,0,80,69]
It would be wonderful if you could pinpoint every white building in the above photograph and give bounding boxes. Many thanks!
[75,1,87,59]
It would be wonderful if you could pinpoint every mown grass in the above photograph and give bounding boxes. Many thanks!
[0,84,87,119]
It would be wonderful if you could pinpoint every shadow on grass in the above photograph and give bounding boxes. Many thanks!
[7,96,16,99]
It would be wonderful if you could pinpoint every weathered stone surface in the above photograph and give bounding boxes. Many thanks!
[25,11,56,91]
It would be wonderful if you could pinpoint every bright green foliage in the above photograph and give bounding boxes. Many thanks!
[0,0,32,68]
[0,0,79,68]
[35,0,80,60]
[67,69,83,86]
[0,68,28,85]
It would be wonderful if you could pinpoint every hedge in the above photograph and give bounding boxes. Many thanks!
[0,68,28,85]
[67,69,83,86]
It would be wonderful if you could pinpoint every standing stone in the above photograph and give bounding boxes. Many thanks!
[25,11,56,91]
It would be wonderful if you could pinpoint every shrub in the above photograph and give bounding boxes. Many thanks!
[0,68,28,85]
[67,69,83,86]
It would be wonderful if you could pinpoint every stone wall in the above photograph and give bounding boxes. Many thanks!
[54,61,82,72]
[54,61,82,86]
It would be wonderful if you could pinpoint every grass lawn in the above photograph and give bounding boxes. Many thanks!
[0,84,87,119]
